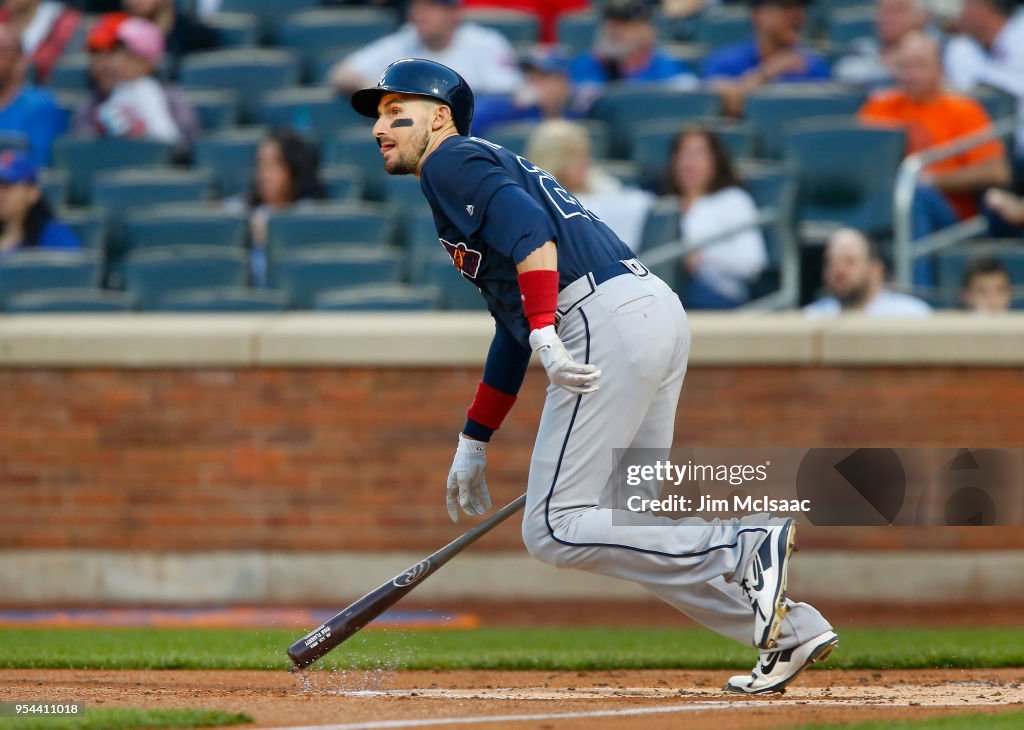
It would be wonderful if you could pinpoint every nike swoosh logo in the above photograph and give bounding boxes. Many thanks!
[759,651,782,675]
[752,557,765,592]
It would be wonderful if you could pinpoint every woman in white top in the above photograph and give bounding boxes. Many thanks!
[668,126,768,309]
[525,119,654,252]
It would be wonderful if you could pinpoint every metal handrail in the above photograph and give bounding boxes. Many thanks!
[892,115,1018,287]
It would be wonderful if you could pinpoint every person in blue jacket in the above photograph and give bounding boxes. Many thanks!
[0,151,80,254]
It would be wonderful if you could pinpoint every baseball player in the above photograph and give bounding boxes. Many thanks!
[351,58,837,694]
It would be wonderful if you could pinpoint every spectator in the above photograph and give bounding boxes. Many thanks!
[224,129,325,287]
[524,119,653,252]
[95,17,182,145]
[330,0,522,98]
[472,48,579,136]
[666,125,768,309]
[122,0,219,75]
[961,255,1012,312]
[943,0,1024,179]
[833,0,932,89]
[570,0,695,110]
[804,227,932,316]
[985,188,1024,225]
[0,24,66,166]
[859,32,1011,239]
[72,13,199,150]
[0,150,79,254]
[0,0,81,84]
[702,0,829,117]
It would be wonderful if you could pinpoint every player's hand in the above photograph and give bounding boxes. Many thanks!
[446,434,492,522]
[529,325,601,395]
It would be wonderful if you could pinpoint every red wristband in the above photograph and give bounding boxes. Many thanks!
[467,380,517,432]
[517,269,559,331]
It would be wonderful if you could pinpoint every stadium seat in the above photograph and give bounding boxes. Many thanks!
[739,161,798,268]
[194,127,265,198]
[93,168,213,219]
[407,207,442,274]
[324,127,388,200]
[486,119,611,160]
[257,86,367,138]
[39,168,68,208]
[313,283,442,311]
[180,49,301,122]
[782,119,906,238]
[278,8,398,74]
[557,11,599,54]
[53,137,174,205]
[695,8,753,49]
[746,85,867,159]
[636,196,682,288]
[219,0,320,30]
[204,12,260,47]
[266,202,398,263]
[463,9,540,44]
[184,89,241,132]
[629,119,757,172]
[123,246,250,310]
[272,247,403,308]
[588,85,721,159]
[48,52,90,91]
[310,44,366,85]
[122,204,247,254]
[828,6,876,46]
[972,87,1018,124]
[0,251,102,307]
[936,244,1024,292]
[381,175,431,214]
[322,165,363,201]
[6,288,134,314]
[58,207,107,253]
[157,287,287,313]
[0,131,28,153]
[415,255,488,311]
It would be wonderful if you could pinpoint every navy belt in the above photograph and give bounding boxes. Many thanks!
[592,260,631,286]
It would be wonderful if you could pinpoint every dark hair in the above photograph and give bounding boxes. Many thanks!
[988,0,1017,17]
[962,256,1011,289]
[665,125,742,197]
[248,128,325,207]
[0,190,55,248]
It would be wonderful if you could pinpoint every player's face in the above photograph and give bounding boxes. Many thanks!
[963,273,1012,313]
[373,94,432,176]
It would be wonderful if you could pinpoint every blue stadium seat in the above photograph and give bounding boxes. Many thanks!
[782,119,906,238]
[739,161,798,268]
[313,284,442,311]
[310,44,367,85]
[415,255,488,311]
[6,288,134,314]
[183,89,241,132]
[0,251,102,307]
[381,174,428,209]
[629,119,756,172]
[58,207,107,253]
[695,8,753,49]
[324,127,388,200]
[53,137,174,205]
[123,246,250,310]
[637,197,682,288]
[122,203,246,249]
[407,207,442,274]
[40,168,68,208]
[278,8,399,74]
[322,165,363,201]
[194,127,265,197]
[48,52,90,91]
[936,245,1024,292]
[157,287,287,313]
[219,0,320,30]
[463,9,540,44]
[828,6,876,46]
[557,12,599,54]
[180,49,300,122]
[257,86,367,137]
[486,119,611,159]
[272,247,403,308]
[746,85,867,159]
[588,85,722,159]
[204,12,260,47]
[266,203,398,264]
[93,168,213,219]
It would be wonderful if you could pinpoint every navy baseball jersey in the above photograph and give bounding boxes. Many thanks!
[419,135,633,348]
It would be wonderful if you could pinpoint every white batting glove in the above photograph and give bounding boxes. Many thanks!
[529,325,601,395]
[446,434,492,522]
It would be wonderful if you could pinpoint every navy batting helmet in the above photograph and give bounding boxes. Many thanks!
[351,59,475,137]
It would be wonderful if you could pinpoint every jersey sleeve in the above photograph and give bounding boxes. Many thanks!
[421,146,518,239]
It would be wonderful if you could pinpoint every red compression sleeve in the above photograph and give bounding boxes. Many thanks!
[465,381,517,442]
[517,269,559,331]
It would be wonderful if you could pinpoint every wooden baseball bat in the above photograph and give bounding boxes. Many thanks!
[287,493,527,669]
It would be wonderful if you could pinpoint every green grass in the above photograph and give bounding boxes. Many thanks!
[0,708,250,730]
[1,626,1022,671]
[795,709,1024,730]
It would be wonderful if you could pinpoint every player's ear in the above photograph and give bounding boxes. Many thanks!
[432,103,453,132]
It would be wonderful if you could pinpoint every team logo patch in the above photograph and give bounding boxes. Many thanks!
[440,239,482,278]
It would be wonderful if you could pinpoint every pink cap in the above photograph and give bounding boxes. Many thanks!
[116,17,164,64]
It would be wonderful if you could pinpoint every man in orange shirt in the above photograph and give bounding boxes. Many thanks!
[859,31,1010,238]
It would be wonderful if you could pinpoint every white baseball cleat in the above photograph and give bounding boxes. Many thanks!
[741,517,796,650]
[724,630,839,695]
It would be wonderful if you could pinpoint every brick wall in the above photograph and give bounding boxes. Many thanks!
[3,365,1023,551]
